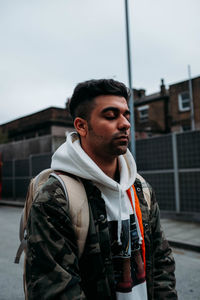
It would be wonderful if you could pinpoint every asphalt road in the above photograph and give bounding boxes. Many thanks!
[0,206,200,300]
[173,248,200,300]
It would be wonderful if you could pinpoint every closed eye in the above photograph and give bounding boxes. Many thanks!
[102,106,130,121]
[104,114,117,120]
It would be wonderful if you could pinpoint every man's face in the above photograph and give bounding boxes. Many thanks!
[83,95,131,159]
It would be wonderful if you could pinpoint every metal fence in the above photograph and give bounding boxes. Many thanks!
[1,153,52,200]
[1,130,200,214]
[136,130,200,213]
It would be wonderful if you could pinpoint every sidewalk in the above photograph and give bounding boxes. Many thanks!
[161,218,200,252]
[1,200,200,252]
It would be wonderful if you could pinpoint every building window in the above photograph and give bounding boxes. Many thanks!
[178,92,190,112]
[138,105,149,122]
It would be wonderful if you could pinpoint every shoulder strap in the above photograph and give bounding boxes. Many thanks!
[14,209,26,263]
[15,169,89,263]
[51,173,89,258]
[136,173,151,210]
[14,169,53,263]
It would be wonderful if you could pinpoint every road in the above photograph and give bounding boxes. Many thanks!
[0,206,200,300]
[173,248,200,299]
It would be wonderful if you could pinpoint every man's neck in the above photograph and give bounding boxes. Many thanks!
[98,158,118,180]
[84,149,118,180]
[80,139,119,180]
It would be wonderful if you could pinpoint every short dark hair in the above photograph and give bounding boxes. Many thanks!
[69,79,130,120]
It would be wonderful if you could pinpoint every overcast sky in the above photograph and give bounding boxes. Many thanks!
[1,0,200,124]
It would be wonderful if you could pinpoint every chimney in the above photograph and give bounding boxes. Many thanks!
[160,78,166,96]
[138,89,145,98]
[65,97,71,111]
[133,88,145,99]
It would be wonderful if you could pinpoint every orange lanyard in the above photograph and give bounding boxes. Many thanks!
[127,185,146,271]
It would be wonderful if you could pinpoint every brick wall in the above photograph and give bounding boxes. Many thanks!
[135,97,169,134]
[148,100,166,132]
[169,76,200,131]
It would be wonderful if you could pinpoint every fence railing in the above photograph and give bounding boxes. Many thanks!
[1,153,52,200]
[1,130,200,214]
[136,130,200,213]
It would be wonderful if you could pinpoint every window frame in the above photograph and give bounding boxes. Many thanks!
[138,105,149,122]
[178,91,190,112]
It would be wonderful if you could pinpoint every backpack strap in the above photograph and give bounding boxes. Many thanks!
[14,169,89,263]
[14,170,53,264]
[14,209,26,263]
[51,173,89,258]
[136,173,151,210]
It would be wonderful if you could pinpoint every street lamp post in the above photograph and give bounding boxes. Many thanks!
[124,0,136,158]
[188,65,195,131]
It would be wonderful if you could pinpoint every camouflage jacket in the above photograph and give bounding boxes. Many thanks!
[26,175,177,300]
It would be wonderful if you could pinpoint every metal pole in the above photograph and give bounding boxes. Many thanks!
[124,0,136,158]
[12,159,16,201]
[172,133,180,213]
[188,65,195,130]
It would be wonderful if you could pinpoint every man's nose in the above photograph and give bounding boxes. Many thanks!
[118,115,131,130]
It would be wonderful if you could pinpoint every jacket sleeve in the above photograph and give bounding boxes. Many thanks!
[26,176,86,300]
[150,189,178,299]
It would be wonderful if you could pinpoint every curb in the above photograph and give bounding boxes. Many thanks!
[0,200,24,208]
[168,239,200,253]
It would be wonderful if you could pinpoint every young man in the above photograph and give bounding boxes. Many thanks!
[26,79,177,299]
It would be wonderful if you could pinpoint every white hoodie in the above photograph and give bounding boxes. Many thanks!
[51,132,140,243]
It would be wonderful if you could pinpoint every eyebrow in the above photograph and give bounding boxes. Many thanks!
[101,106,130,115]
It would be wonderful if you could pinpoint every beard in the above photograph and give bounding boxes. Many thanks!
[87,127,130,158]
[110,138,129,156]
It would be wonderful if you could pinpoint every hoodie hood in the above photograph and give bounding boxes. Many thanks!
[51,132,136,191]
[51,132,138,243]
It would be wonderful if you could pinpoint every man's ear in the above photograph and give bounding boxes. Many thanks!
[74,117,88,137]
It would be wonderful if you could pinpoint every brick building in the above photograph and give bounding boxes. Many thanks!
[0,106,74,160]
[134,76,200,138]
[0,106,73,142]
[169,76,200,132]
[134,79,170,138]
